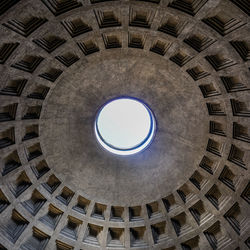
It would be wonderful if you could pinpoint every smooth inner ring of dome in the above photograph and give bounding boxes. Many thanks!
[95,97,156,155]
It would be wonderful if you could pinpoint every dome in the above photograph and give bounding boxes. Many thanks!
[0,0,249,249]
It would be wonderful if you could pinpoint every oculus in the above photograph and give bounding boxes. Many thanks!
[95,97,156,155]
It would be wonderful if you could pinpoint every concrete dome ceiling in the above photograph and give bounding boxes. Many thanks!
[0,0,249,249]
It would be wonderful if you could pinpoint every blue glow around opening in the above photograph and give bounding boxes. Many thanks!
[95,97,156,155]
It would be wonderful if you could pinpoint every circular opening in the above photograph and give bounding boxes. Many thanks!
[95,97,156,155]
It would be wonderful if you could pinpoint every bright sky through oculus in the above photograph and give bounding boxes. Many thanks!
[95,97,156,155]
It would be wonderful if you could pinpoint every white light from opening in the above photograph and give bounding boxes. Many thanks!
[95,97,156,155]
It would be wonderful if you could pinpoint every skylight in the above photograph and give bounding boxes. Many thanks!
[95,97,156,155]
